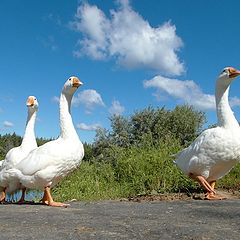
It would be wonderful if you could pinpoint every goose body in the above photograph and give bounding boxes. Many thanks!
[175,67,240,199]
[0,96,38,201]
[11,76,84,206]
[176,126,240,181]
[16,131,84,190]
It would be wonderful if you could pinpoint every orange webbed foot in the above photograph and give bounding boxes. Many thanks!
[48,201,69,208]
[204,193,227,200]
[42,186,70,208]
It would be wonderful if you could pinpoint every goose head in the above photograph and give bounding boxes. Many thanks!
[217,67,240,87]
[26,96,38,112]
[62,76,83,95]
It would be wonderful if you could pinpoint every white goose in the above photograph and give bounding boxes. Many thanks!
[11,76,84,207]
[0,96,38,202]
[175,67,240,200]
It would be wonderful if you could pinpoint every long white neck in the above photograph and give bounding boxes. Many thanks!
[59,92,79,139]
[216,82,239,129]
[21,109,37,150]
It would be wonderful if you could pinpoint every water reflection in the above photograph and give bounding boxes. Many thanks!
[6,190,43,203]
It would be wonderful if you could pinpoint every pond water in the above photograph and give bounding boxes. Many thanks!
[5,190,43,202]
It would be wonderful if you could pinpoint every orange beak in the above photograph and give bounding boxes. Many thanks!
[26,97,34,107]
[72,77,83,88]
[229,67,240,78]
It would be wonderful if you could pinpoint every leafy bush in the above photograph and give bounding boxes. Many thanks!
[53,138,203,201]
[218,163,240,190]
[92,105,206,163]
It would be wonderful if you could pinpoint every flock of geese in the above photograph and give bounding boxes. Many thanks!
[0,76,84,207]
[0,67,239,207]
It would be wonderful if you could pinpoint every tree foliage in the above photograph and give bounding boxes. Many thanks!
[91,105,206,162]
[0,133,51,160]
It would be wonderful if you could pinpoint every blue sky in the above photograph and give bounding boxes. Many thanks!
[1,0,240,143]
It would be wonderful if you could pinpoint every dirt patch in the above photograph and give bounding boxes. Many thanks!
[125,189,240,202]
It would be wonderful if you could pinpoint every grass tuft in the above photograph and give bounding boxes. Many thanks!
[52,140,216,202]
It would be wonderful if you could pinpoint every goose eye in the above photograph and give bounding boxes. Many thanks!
[68,78,71,81]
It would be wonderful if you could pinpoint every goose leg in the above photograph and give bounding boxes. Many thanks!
[189,173,216,194]
[0,188,6,203]
[204,181,226,200]
[40,190,48,204]
[210,181,216,190]
[42,186,69,207]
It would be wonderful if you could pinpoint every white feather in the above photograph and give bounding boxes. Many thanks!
[175,67,240,182]
[0,96,38,193]
[9,77,84,191]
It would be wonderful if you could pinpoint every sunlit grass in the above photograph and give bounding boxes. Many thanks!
[14,141,240,202]
[218,163,240,190]
[52,140,207,202]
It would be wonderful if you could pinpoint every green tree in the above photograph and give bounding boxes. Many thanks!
[83,142,94,162]
[109,115,131,148]
[166,105,206,146]
[90,104,206,162]
[0,133,53,159]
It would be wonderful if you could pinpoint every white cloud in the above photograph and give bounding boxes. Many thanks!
[229,96,240,107]
[109,100,125,115]
[144,75,240,110]
[51,96,60,103]
[73,89,105,113]
[77,122,101,131]
[71,2,110,60]
[144,75,216,110]
[70,0,184,76]
[51,89,104,113]
[3,121,14,128]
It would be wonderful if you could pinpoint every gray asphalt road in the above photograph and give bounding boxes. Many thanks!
[0,200,239,240]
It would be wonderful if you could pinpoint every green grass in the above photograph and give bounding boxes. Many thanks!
[53,162,126,201]
[218,163,240,190]
[52,140,210,202]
